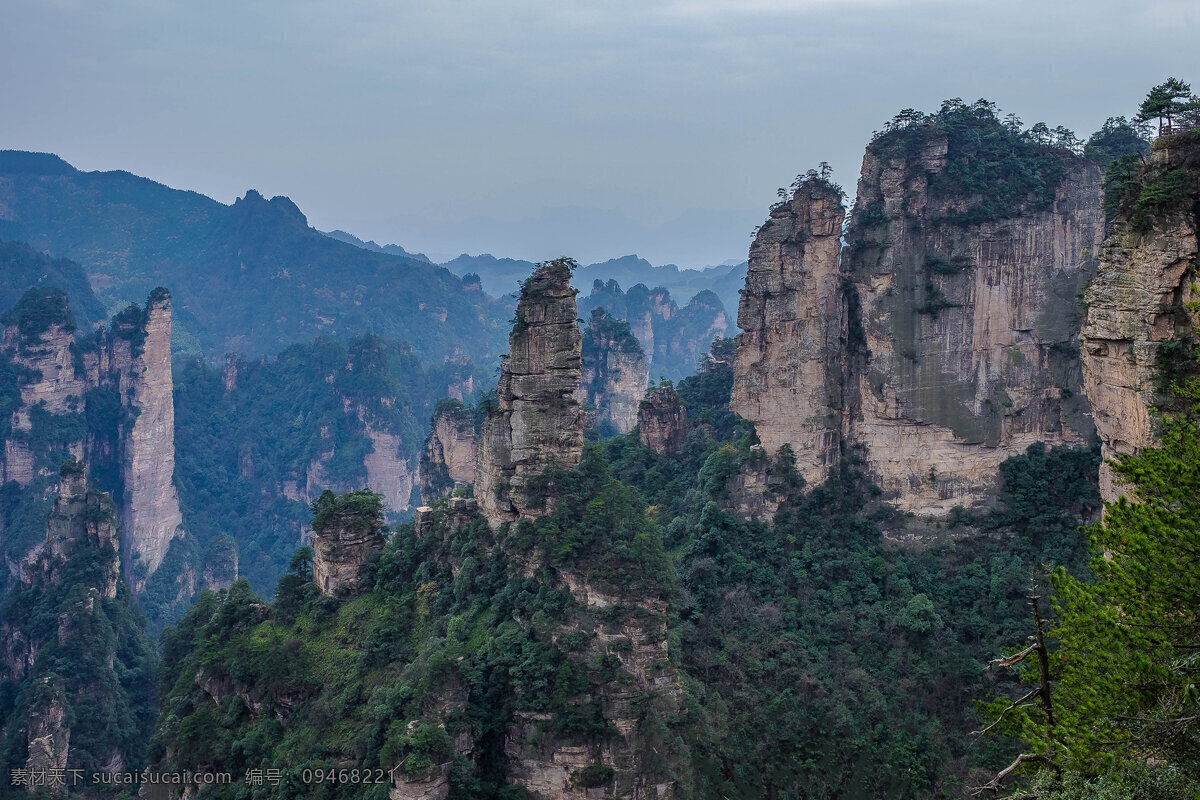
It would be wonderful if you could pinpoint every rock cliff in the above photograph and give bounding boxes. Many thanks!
[310,490,385,596]
[476,259,584,527]
[637,386,688,455]
[579,308,649,435]
[1080,132,1200,501]
[0,287,185,585]
[419,399,478,503]
[734,110,1108,516]
[844,125,1103,514]
[732,178,848,487]
[36,460,120,598]
[110,288,184,575]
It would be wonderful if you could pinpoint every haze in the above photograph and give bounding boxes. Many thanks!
[3,0,1197,266]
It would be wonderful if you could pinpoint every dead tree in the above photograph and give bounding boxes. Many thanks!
[972,579,1060,799]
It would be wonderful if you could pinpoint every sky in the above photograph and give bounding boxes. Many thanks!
[3,0,1198,267]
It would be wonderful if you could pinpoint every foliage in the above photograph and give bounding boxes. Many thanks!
[0,287,75,346]
[871,98,1079,224]
[311,489,385,536]
[1083,117,1150,168]
[0,239,106,331]
[1136,77,1200,136]
[0,476,157,790]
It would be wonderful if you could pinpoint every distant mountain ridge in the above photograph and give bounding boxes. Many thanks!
[0,151,506,362]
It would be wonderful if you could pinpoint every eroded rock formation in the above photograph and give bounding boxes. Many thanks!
[111,288,184,574]
[844,136,1103,514]
[637,386,688,455]
[0,288,184,579]
[37,461,120,597]
[476,260,584,527]
[579,308,649,435]
[1080,135,1200,501]
[732,178,848,487]
[419,399,478,503]
[310,492,385,596]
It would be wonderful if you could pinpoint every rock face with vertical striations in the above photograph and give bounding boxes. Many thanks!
[732,178,848,487]
[0,287,185,584]
[843,126,1104,514]
[637,385,688,455]
[578,308,649,435]
[38,460,120,598]
[110,287,184,575]
[732,107,1114,516]
[1080,133,1200,501]
[476,260,584,527]
[419,399,478,504]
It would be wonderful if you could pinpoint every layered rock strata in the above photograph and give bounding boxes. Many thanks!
[419,399,478,504]
[476,260,584,527]
[579,308,649,435]
[1080,134,1200,500]
[637,386,688,455]
[310,498,385,597]
[732,179,848,486]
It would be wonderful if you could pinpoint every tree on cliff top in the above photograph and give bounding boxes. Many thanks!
[310,489,384,535]
[1136,78,1200,136]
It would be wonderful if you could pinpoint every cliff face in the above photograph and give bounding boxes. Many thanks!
[0,463,153,783]
[477,260,584,527]
[0,288,184,586]
[419,399,478,504]
[111,289,184,575]
[844,135,1104,514]
[1080,134,1200,501]
[579,308,649,435]
[732,179,848,487]
[310,492,385,596]
[637,386,688,455]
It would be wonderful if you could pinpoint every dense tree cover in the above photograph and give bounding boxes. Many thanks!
[147,325,1107,798]
[871,99,1083,224]
[1083,117,1150,169]
[0,153,508,361]
[0,240,106,332]
[150,446,683,798]
[163,334,483,625]
[0,469,157,798]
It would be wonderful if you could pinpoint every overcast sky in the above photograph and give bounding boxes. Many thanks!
[3,0,1198,267]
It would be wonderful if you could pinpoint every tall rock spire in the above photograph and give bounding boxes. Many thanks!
[476,258,584,527]
[732,176,848,486]
[112,287,183,576]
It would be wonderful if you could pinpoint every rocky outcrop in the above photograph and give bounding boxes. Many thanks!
[579,308,649,435]
[24,680,70,795]
[843,136,1104,514]
[732,178,848,487]
[111,288,184,574]
[38,461,120,597]
[310,493,385,596]
[419,399,478,503]
[506,574,683,800]
[476,260,584,527]
[637,387,688,455]
[1080,134,1200,501]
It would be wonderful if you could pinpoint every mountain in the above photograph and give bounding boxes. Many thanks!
[0,151,507,361]
[0,240,107,331]
[320,229,432,262]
